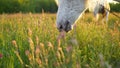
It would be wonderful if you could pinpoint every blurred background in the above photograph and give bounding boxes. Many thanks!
[0,0,120,14]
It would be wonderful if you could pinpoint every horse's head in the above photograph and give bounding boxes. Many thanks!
[56,0,86,32]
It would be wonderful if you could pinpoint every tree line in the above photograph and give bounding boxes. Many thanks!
[0,0,119,14]
[0,0,57,13]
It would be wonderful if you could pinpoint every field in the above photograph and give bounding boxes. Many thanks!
[0,13,120,68]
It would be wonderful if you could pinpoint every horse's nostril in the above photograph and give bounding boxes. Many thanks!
[60,25,63,29]
[65,21,70,28]
[66,21,69,25]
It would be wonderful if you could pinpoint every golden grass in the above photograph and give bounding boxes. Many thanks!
[0,13,120,68]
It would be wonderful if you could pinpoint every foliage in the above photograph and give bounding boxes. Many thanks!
[0,0,120,14]
[110,3,120,12]
[0,0,21,13]
[0,0,58,13]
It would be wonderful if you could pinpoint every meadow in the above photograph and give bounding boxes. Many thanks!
[0,12,120,68]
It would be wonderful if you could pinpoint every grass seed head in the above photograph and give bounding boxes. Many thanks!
[53,62,60,67]
[35,46,40,56]
[25,50,32,61]
[40,43,44,49]
[28,28,32,37]
[36,36,39,45]
[56,51,61,59]
[48,42,53,48]
[28,38,34,52]
[58,47,62,51]
[45,58,48,65]
[12,40,18,48]
[36,58,42,65]
[14,51,24,65]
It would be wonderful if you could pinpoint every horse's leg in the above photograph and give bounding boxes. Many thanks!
[94,11,99,24]
[105,10,109,23]
[101,10,109,24]
[96,13,99,22]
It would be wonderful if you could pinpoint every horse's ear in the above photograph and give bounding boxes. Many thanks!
[54,0,59,6]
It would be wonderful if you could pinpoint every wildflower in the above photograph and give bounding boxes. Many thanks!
[57,30,66,39]
[57,30,66,46]
[35,46,41,65]
[66,45,73,53]
[35,46,40,55]
[0,53,3,58]
[70,38,78,45]
[25,50,30,56]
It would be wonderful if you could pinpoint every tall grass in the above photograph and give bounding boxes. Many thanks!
[0,13,120,68]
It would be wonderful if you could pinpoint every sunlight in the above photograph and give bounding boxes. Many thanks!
[108,0,119,4]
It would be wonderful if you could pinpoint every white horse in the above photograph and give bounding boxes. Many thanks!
[55,0,118,32]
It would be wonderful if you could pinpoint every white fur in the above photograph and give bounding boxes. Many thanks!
[55,0,118,32]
